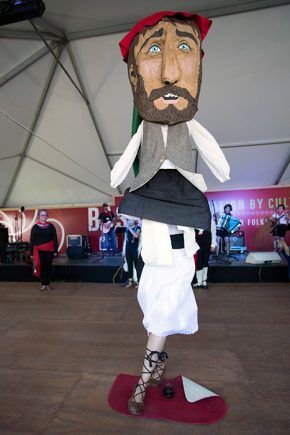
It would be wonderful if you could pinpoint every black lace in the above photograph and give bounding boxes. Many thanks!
[131,349,169,403]
[145,349,168,367]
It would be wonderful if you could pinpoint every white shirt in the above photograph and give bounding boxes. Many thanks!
[111,119,230,191]
[272,212,288,225]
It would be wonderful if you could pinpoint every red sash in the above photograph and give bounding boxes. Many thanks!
[33,240,54,277]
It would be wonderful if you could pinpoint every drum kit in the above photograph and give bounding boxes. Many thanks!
[3,242,31,264]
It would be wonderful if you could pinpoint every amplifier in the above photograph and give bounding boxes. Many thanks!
[67,234,82,247]
[66,245,88,259]
[0,228,9,263]
[0,227,8,245]
[230,231,244,247]
[0,228,8,263]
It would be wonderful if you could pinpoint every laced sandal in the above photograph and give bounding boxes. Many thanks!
[128,349,167,415]
[125,280,134,288]
[147,350,168,388]
[128,382,146,414]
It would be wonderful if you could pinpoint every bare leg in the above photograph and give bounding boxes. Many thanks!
[136,333,166,400]
[225,236,230,256]
[279,238,290,256]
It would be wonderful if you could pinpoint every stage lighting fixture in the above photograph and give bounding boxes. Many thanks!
[0,0,45,26]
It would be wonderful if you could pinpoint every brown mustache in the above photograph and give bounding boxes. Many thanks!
[149,85,194,102]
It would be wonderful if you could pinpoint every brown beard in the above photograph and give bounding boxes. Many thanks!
[133,76,198,125]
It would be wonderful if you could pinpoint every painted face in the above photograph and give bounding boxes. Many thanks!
[277,206,284,214]
[224,206,231,214]
[128,19,202,124]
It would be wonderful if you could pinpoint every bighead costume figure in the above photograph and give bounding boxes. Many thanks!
[111,11,230,415]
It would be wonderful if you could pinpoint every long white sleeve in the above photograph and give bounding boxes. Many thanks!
[110,122,143,188]
[187,119,230,183]
[210,218,217,248]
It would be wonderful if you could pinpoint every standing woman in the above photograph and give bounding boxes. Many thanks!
[125,219,141,288]
[30,209,58,291]
[193,218,217,289]
[271,204,289,256]
[216,204,233,256]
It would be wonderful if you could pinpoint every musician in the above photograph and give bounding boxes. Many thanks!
[270,204,289,256]
[193,218,217,289]
[98,203,118,255]
[216,204,232,256]
[124,218,141,288]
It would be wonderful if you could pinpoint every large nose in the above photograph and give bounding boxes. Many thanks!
[161,44,180,85]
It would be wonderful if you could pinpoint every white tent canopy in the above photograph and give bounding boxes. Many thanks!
[0,0,289,208]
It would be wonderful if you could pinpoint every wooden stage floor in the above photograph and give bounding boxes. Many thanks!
[0,281,289,434]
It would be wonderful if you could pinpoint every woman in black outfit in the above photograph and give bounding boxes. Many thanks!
[125,219,141,288]
[30,209,58,291]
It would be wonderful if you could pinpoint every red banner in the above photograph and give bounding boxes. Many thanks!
[206,186,290,251]
[0,186,289,254]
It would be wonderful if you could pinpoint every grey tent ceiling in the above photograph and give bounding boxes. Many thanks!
[0,0,289,208]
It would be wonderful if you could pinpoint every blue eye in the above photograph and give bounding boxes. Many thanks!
[179,42,190,51]
[149,44,161,53]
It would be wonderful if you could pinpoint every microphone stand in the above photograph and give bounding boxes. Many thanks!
[211,199,218,226]
[20,212,23,243]
[95,224,105,261]
[210,200,231,264]
[14,213,19,242]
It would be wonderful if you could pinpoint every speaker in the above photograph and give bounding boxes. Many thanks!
[230,231,244,247]
[66,245,88,259]
[0,228,8,263]
[245,252,282,264]
[67,234,82,247]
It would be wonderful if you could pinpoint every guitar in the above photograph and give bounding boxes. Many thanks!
[100,220,114,234]
[265,211,289,233]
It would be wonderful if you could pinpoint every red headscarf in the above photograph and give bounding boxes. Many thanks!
[119,11,212,63]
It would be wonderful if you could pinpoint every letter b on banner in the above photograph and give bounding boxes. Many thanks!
[88,208,99,231]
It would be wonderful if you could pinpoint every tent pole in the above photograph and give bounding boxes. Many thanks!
[29,19,87,103]
[274,153,290,185]
[0,41,60,87]
[27,156,113,197]
[2,44,65,207]
[66,43,122,194]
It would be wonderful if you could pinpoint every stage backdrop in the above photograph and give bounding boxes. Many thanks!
[0,186,289,254]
